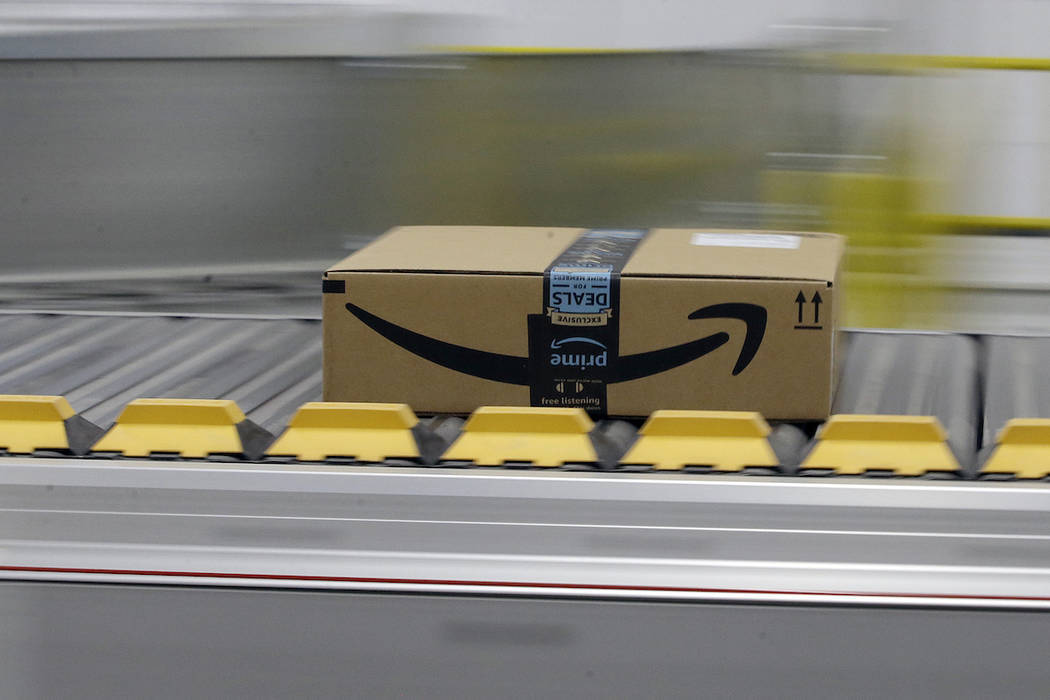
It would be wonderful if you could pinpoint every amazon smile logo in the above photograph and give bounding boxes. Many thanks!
[549,337,608,369]
[345,302,766,385]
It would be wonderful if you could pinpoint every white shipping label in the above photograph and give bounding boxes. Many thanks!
[690,232,801,249]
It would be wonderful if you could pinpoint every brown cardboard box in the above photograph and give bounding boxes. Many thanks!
[323,226,844,419]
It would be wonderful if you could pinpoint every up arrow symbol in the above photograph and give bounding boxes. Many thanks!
[811,291,823,324]
[795,291,807,324]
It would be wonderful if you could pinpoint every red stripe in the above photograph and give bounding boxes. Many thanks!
[2,565,1049,602]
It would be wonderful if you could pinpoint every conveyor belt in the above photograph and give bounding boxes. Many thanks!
[0,311,321,432]
[829,330,979,472]
[2,309,1050,594]
[983,334,1050,446]
[0,310,1045,476]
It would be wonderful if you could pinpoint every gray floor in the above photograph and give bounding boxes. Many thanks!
[3,582,1049,700]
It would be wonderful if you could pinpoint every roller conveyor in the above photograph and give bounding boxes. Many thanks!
[983,335,1050,445]
[0,312,321,432]
[826,330,980,473]
[0,310,1029,474]
[2,309,1050,579]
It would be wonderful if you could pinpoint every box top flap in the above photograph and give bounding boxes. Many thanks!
[327,226,585,275]
[623,229,843,282]
[327,226,844,282]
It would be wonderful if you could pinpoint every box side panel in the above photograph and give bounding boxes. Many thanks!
[611,277,834,419]
[324,272,535,413]
[324,271,838,419]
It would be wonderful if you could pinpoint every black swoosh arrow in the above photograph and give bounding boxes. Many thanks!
[345,303,529,385]
[687,302,766,375]
[345,301,765,384]
[613,332,730,383]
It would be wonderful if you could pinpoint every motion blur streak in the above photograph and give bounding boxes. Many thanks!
[1,0,1049,332]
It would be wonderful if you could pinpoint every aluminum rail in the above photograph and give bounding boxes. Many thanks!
[3,458,1050,608]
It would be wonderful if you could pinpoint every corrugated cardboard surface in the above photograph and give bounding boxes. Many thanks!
[624,229,841,281]
[325,227,844,419]
[324,273,535,413]
[328,226,585,274]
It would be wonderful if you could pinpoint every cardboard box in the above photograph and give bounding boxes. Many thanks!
[323,226,844,419]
